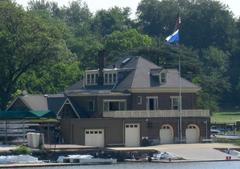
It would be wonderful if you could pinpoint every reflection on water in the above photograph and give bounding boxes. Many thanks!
[12,161,240,169]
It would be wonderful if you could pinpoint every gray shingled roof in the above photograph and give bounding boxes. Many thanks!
[67,56,200,92]
[158,69,199,89]
[18,94,66,114]
[20,95,48,111]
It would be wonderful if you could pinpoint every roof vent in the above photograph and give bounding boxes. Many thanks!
[120,57,131,67]
[122,57,131,64]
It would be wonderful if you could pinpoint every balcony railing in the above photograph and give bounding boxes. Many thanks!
[103,109,210,118]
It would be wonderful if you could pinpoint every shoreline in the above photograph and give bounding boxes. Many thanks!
[0,143,240,168]
[0,159,240,168]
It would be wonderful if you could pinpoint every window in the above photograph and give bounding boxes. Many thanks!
[109,73,112,83]
[87,100,95,112]
[104,72,117,85]
[137,96,142,105]
[170,96,181,110]
[147,97,158,110]
[86,72,98,85]
[103,100,127,112]
[160,72,166,84]
[113,74,117,83]
[87,74,91,84]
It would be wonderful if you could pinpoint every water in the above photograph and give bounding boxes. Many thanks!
[13,161,240,169]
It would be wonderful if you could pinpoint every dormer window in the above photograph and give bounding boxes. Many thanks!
[86,72,98,85]
[160,72,166,84]
[104,72,117,85]
[85,69,118,86]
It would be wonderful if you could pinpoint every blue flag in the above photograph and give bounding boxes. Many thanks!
[165,29,179,43]
[165,16,181,43]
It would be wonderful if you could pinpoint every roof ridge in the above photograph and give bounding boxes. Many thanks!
[130,57,141,88]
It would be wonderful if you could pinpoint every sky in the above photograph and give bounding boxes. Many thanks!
[15,0,240,18]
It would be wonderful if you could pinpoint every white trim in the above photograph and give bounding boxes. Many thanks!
[104,72,118,85]
[57,98,80,119]
[159,72,167,84]
[85,72,98,86]
[146,96,158,110]
[137,96,142,105]
[66,92,131,96]
[170,96,181,110]
[129,87,200,93]
[103,99,127,112]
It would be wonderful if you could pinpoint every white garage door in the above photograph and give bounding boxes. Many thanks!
[160,125,174,144]
[186,125,199,143]
[125,123,140,147]
[85,129,104,147]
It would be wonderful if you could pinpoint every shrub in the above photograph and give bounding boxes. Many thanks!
[13,145,32,154]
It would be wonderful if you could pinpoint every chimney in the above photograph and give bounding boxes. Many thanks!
[98,49,106,86]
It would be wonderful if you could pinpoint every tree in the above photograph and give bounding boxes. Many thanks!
[193,47,230,111]
[104,29,153,63]
[28,0,63,19]
[62,0,92,36]
[17,61,82,94]
[0,1,71,109]
[181,0,235,50]
[92,7,133,37]
[137,0,180,38]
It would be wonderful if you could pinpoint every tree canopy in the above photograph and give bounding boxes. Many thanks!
[1,0,240,111]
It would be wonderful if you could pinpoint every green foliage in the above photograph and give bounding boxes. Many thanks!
[1,0,240,112]
[211,112,240,123]
[104,29,153,63]
[137,0,180,37]
[92,7,133,37]
[193,47,230,111]
[0,1,73,109]
[13,145,32,154]
[17,61,83,94]
[215,138,240,146]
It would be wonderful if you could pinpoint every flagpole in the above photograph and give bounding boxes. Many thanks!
[178,44,183,143]
[177,1,182,143]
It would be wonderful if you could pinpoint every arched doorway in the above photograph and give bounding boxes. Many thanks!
[159,124,174,144]
[185,124,200,143]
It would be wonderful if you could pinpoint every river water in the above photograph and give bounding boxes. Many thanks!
[13,161,240,169]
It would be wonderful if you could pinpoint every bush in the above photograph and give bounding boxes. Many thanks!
[13,145,32,154]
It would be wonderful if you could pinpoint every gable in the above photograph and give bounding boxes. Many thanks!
[7,98,30,111]
[58,104,78,119]
[57,98,80,119]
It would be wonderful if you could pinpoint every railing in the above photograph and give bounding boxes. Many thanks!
[103,109,210,118]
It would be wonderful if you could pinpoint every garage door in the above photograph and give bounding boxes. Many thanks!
[85,129,104,147]
[186,125,199,143]
[160,124,174,144]
[125,123,140,147]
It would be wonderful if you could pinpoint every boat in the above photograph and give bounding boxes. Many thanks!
[0,155,42,164]
[57,154,117,165]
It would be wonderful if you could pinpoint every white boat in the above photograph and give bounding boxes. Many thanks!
[57,155,117,165]
[0,155,42,164]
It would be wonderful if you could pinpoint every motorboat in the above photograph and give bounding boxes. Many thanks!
[57,154,117,165]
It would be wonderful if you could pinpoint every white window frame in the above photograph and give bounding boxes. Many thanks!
[85,72,98,86]
[170,96,182,110]
[137,96,142,105]
[103,99,127,112]
[159,72,167,84]
[146,96,158,110]
[104,71,118,85]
